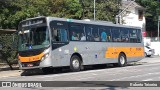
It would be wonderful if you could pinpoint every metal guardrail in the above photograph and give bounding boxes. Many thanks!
[150,37,160,42]
[143,37,160,42]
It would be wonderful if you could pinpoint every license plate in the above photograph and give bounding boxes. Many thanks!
[27,64,33,67]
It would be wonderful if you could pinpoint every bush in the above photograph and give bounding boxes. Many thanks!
[0,34,18,64]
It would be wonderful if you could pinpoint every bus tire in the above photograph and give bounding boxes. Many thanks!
[70,55,82,72]
[118,53,127,67]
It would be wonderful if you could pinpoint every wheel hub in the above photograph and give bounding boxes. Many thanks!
[72,59,79,68]
[120,56,125,65]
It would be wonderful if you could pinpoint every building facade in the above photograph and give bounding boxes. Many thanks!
[120,0,146,36]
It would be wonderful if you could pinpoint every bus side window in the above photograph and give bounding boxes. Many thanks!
[69,23,85,41]
[50,21,68,42]
[94,33,100,41]
[71,31,79,40]
[120,29,129,42]
[129,29,137,43]
[59,29,68,42]
[85,25,94,41]
[80,33,86,41]
[92,26,100,41]
[101,32,107,41]
[137,29,142,43]
[105,27,112,42]
[112,28,121,42]
[51,28,57,41]
[99,28,107,42]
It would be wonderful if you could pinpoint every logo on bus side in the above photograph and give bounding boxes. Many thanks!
[29,45,32,49]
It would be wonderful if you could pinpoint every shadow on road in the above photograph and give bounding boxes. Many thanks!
[20,63,144,76]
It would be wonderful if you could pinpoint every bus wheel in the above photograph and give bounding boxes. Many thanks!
[118,53,127,67]
[70,55,82,72]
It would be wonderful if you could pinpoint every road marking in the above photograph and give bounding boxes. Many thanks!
[76,77,94,80]
[91,73,97,75]
[109,72,160,81]
[36,68,118,79]
[36,63,160,79]
[1,62,159,80]
[37,66,136,79]
[142,79,153,81]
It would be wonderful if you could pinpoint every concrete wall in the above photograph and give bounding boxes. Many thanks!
[151,42,160,56]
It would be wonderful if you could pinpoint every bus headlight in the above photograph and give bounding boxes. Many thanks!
[41,57,45,61]
[41,53,49,61]
[45,53,49,58]
[41,48,50,61]
[44,48,50,54]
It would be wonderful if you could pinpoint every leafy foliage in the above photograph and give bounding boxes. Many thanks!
[0,0,120,29]
[80,0,119,22]
[0,34,17,69]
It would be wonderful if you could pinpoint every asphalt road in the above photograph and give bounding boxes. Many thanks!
[0,56,160,90]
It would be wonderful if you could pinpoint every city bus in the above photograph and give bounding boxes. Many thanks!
[17,16,144,73]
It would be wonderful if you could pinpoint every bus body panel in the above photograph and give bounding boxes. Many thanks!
[49,42,144,67]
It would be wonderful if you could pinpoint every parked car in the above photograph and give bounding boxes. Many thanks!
[144,46,155,57]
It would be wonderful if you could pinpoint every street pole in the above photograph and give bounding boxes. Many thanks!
[94,0,96,20]
[158,16,160,41]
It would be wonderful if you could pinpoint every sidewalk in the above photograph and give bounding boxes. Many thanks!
[0,64,22,78]
[138,55,160,64]
[0,70,22,78]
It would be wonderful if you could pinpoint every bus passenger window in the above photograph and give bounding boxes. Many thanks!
[69,23,84,41]
[137,30,142,43]
[112,29,121,42]
[129,29,137,43]
[94,33,100,41]
[101,31,107,41]
[60,29,68,42]
[120,29,129,42]
[52,28,68,42]
[80,33,86,41]
[72,32,79,40]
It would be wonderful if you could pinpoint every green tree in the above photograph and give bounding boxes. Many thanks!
[48,0,82,19]
[0,0,52,29]
[80,0,120,22]
[0,34,17,70]
[0,0,83,29]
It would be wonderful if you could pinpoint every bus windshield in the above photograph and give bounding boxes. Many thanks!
[18,26,50,51]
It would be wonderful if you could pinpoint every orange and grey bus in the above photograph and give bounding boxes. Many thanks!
[17,16,144,73]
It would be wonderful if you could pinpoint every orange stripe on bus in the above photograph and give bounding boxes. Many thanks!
[105,47,144,58]
[18,53,44,62]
